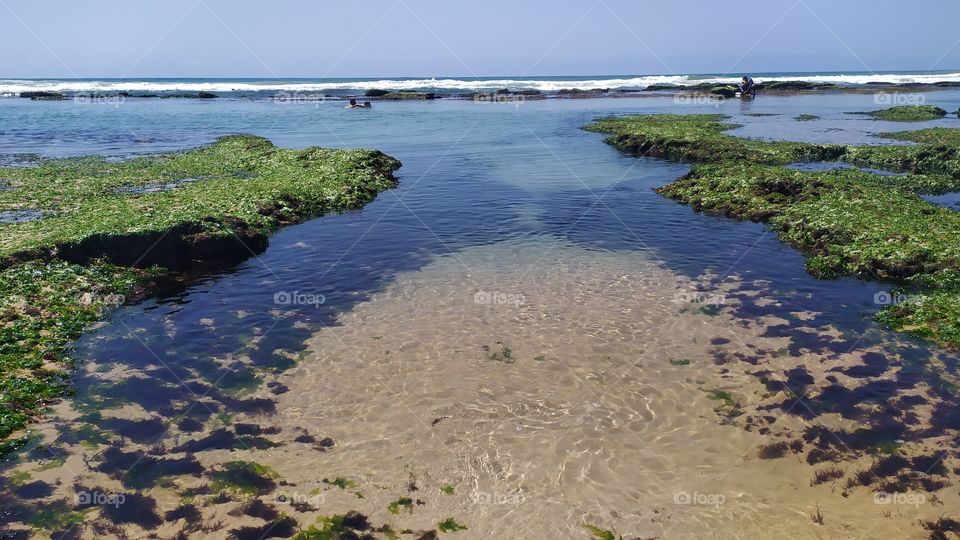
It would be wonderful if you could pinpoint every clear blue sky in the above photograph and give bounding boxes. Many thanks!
[2,0,958,78]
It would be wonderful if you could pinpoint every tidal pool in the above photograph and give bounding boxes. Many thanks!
[1,92,959,539]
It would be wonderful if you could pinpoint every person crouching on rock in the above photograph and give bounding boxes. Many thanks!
[739,76,757,98]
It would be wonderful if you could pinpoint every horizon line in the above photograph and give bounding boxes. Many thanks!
[4,69,960,80]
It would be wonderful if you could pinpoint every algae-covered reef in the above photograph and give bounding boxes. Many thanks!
[852,105,948,122]
[0,136,400,453]
[586,114,960,349]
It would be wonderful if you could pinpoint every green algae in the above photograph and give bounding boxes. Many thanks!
[583,524,620,540]
[387,496,414,514]
[437,517,467,533]
[669,358,692,366]
[28,500,88,531]
[0,136,400,455]
[440,484,455,494]
[796,114,820,121]
[857,105,948,122]
[0,260,159,450]
[209,461,279,496]
[705,389,736,409]
[0,135,400,260]
[486,341,514,363]
[294,512,371,540]
[323,476,356,490]
[586,113,960,350]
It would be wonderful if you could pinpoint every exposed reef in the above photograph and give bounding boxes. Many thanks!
[0,136,401,454]
[586,113,960,349]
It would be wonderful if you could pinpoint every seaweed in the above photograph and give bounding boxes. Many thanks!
[583,524,621,540]
[437,518,467,533]
[209,461,279,496]
[294,512,371,540]
[855,105,948,122]
[586,113,960,349]
[388,497,414,514]
[0,136,400,454]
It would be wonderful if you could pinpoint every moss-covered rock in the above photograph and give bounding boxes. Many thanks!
[855,105,948,122]
[586,113,960,349]
[0,136,401,454]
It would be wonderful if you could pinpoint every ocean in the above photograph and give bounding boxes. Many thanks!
[2,70,960,97]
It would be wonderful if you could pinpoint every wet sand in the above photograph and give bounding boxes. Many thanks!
[2,238,956,539]
[268,239,955,539]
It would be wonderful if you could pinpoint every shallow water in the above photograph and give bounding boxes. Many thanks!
[0,209,46,223]
[1,92,959,539]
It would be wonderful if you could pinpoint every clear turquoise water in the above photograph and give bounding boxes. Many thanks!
[4,84,960,537]
[3,92,960,380]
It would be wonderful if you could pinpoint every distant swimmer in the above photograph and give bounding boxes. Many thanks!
[345,99,372,109]
[738,76,757,98]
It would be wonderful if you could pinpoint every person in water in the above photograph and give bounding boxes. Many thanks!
[345,99,372,109]
[739,76,757,98]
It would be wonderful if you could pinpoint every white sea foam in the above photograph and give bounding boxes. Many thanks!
[2,73,959,95]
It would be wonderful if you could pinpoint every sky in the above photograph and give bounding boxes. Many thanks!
[1,0,959,78]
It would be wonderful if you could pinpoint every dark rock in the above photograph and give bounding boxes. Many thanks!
[708,86,737,98]
[756,81,835,91]
[20,91,67,100]
[198,91,218,99]
[643,84,680,91]
[315,437,335,451]
[364,89,390,97]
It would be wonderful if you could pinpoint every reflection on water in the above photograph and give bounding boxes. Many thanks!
[922,191,960,210]
[1,93,959,539]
